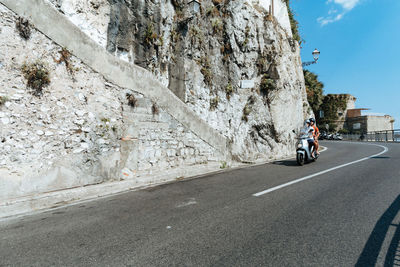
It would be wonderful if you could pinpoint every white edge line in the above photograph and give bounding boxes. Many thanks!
[253,144,388,197]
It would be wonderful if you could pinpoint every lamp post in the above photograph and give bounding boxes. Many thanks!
[302,48,320,67]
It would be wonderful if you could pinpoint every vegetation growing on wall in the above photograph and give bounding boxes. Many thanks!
[151,102,160,116]
[283,0,302,44]
[211,18,223,34]
[304,70,353,132]
[206,6,220,17]
[210,96,219,110]
[126,93,137,108]
[242,25,250,49]
[144,24,158,46]
[242,95,256,122]
[0,96,9,106]
[319,94,350,131]
[225,83,233,100]
[55,48,74,75]
[152,102,159,115]
[200,56,213,86]
[21,62,50,96]
[16,17,31,40]
[260,75,276,97]
[242,103,251,122]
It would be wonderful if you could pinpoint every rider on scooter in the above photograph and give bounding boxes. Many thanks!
[305,119,315,157]
[310,118,320,155]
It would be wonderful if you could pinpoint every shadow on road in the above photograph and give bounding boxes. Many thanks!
[355,195,400,267]
[273,160,299,167]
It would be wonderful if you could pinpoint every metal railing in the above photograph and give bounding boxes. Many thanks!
[341,129,400,142]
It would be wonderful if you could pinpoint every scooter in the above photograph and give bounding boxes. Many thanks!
[296,133,318,166]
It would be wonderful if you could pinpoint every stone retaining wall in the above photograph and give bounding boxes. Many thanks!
[0,1,223,202]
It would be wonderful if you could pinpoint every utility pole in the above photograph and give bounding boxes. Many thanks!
[268,0,274,21]
[272,0,274,17]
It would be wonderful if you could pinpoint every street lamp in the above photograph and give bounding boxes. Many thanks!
[302,48,320,67]
[312,48,320,61]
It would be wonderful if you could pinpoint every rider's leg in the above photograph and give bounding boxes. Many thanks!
[315,140,320,155]
[308,139,315,158]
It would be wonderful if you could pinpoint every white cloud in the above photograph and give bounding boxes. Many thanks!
[317,13,344,26]
[318,0,361,26]
[328,9,338,15]
[331,0,360,10]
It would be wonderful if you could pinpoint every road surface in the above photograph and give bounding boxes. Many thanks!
[1,141,399,266]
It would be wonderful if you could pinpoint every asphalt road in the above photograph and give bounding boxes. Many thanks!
[1,141,400,266]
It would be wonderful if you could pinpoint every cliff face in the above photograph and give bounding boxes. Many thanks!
[101,0,310,161]
[0,0,222,201]
[0,0,310,202]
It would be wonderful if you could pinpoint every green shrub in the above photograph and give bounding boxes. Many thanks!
[220,161,227,169]
[319,94,350,131]
[16,17,31,40]
[21,61,50,96]
[200,57,213,86]
[126,93,137,108]
[190,26,201,38]
[144,24,158,46]
[0,96,9,106]
[283,0,303,44]
[242,25,251,48]
[260,75,276,97]
[304,70,324,115]
[242,104,251,122]
[171,29,180,43]
[225,83,233,100]
[210,96,219,111]
[211,18,223,34]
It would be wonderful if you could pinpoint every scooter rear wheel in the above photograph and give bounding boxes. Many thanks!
[296,153,305,166]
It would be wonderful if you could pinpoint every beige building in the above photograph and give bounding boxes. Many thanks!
[346,111,395,133]
[326,94,395,133]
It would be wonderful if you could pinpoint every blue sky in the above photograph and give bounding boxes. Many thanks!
[289,0,400,128]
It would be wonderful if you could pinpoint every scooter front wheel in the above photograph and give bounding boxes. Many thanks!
[296,153,305,166]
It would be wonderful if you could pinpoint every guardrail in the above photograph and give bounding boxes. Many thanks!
[341,129,400,142]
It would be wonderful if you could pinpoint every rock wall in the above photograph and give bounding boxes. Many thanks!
[48,0,111,48]
[0,0,311,202]
[99,0,310,161]
[0,2,221,201]
[256,0,292,36]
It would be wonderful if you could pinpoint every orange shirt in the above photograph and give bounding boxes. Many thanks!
[312,125,319,139]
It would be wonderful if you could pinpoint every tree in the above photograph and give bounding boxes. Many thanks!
[319,94,349,132]
[303,70,324,117]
